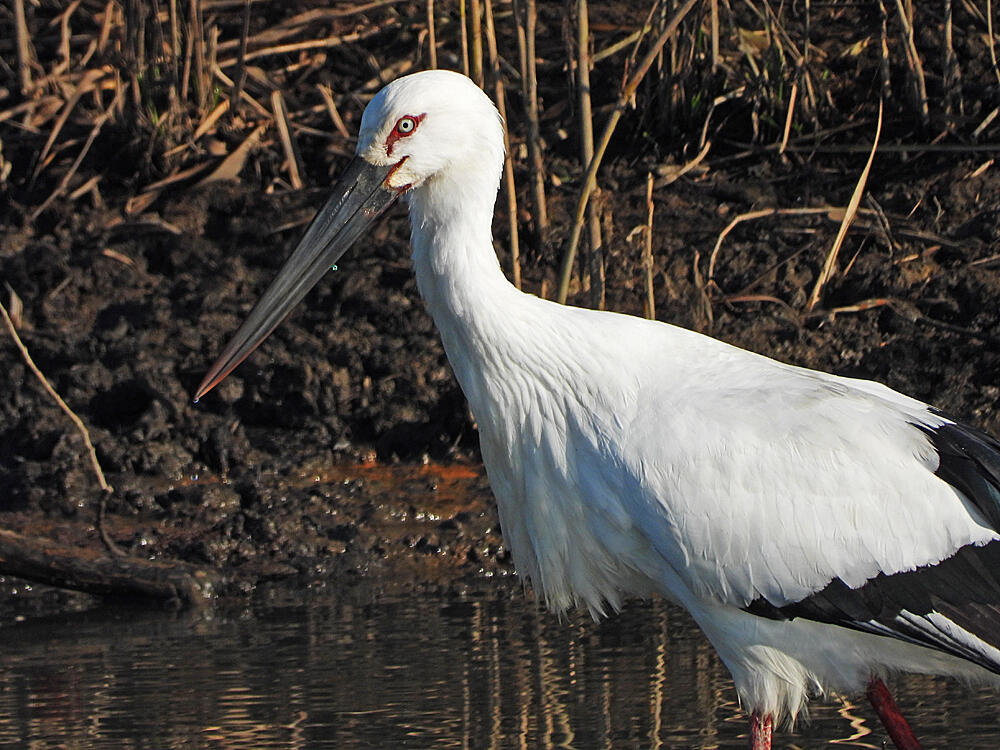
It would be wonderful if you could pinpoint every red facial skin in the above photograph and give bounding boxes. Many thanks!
[383,114,425,194]
[385,113,425,157]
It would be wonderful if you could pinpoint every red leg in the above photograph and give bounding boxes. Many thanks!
[865,676,924,750]
[748,710,773,750]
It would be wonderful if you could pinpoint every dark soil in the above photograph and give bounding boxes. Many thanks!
[1,1,999,615]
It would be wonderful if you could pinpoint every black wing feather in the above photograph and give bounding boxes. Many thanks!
[745,417,1000,675]
[918,415,1000,530]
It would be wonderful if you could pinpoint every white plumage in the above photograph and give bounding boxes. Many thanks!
[197,70,1000,748]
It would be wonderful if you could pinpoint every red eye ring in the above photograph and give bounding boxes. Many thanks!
[386,114,424,156]
[395,116,419,135]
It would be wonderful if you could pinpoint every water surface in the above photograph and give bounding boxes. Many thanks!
[0,588,996,748]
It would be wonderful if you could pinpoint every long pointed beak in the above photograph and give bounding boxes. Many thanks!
[194,157,398,401]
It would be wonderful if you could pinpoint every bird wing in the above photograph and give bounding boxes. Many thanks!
[597,322,1000,669]
[736,416,1000,672]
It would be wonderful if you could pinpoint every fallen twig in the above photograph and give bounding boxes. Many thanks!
[969,253,1000,268]
[217,24,395,67]
[197,123,269,186]
[722,293,797,314]
[708,207,830,284]
[212,66,271,118]
[29,82,122,221]
[654,139,711,188]
[125,159,217,215]
[0,298,110,495]
[317,84,351,139]
[779,81,798,156]
[800,296,894,321]
[964,159,994,180]
[800,298,1000,348]
[0,527,217,606]
[272,90,303,190]
[592,28,643,64]
[30,68,104,186]
[214,0,408,53]
[193,99,229,140]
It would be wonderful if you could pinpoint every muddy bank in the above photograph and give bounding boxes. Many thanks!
[3,153,998,613]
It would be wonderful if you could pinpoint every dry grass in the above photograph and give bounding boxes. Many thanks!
[1,0,998,317]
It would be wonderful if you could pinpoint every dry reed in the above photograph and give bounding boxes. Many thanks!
[520,0,548,238]
[483,0,521,288]
[557,0,699,304]
[575,0,604,309]
[2,0,996,325]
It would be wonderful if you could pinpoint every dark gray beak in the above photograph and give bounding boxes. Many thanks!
[194,157,397,401]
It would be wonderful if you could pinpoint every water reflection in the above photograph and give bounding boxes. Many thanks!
[0,588,997,748]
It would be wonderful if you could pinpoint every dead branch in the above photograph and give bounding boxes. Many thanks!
[0,528,218,607]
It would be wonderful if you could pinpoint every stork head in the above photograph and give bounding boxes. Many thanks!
[358,69,505,195]
[194,70,504,401]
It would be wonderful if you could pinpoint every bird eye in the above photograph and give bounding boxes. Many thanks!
[395,116,417,135]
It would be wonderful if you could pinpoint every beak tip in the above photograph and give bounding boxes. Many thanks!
[193,371,222,403]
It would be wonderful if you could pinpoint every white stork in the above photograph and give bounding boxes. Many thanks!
[195,70,1000,749]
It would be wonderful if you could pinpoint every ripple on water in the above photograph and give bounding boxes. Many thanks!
[0,590,997,749]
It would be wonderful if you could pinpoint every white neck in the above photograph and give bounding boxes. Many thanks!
[405,166,521,411]
[402,153,669,617]
[408,170,507,301]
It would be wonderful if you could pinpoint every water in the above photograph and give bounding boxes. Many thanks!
[0,588,997,749]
